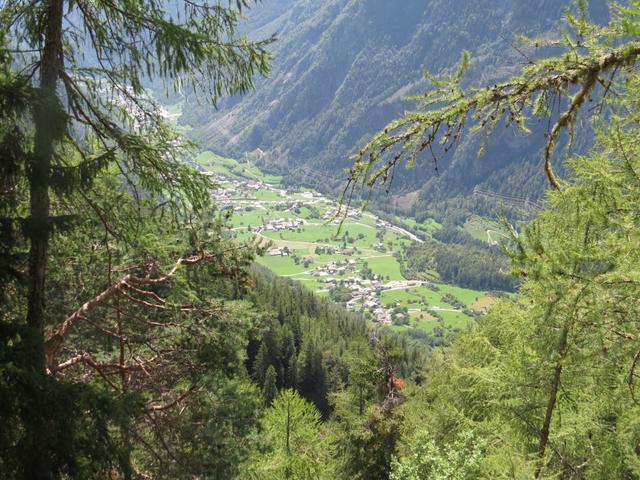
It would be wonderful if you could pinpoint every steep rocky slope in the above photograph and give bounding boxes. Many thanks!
[183,0,608,220]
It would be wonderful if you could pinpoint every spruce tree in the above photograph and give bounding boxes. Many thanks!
[262,365,278,407]
[298,340,329,415]
[252,341,270,388]
[0,1,272,477]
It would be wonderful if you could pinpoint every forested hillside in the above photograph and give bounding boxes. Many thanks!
[184,0,607,220]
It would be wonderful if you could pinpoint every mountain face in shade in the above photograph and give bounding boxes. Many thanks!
[182,0,609,220]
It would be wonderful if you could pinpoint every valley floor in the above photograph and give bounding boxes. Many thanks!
[195,150,498,334]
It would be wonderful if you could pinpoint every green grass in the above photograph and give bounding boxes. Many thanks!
[230,230,254,242]
[288,277,329,291]
[356,214,378,227]
[364,256,403,281]
[256,255,308,276]
[378,282,485,309]
[389,319,440,334]
[230,210,269,228]
[312,253,352,263]
[251,189,283,201]
[195,151,238,174]
[192,152,494,330]
[415,320,439,333]
[261,224,347,244]
[395,215,441,236]
[437,284,486,306]
[438,310,474,330]
[463,215,504,243]
[194,151,283,184]
[381,287,445,308]
[382,230,405,246]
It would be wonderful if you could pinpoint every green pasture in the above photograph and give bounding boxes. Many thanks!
[380,287,449,309]
[438,310,474,330]
[364,256,403,280]
[437,283,485,305]
[256,255,308,276]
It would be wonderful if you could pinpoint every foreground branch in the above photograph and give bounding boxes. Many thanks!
[45,252,215,372]
[346,29,640,200]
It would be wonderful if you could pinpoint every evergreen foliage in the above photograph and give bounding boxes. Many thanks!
[243,389,332,480]
[398,227,517,291]
[382,4,640,477]
[8,0,640,479]
[262,365,278,406]
[0,0,273,477]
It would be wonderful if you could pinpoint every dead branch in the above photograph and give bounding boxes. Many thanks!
[54,352,119,389]
[147,385,197,412]
[44,251,215,371]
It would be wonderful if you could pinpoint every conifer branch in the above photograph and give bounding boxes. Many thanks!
[346,22,640,197]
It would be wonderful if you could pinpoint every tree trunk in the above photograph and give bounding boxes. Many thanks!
[535,322,570,478]
[24,5,64,476]
[27,0,64,368]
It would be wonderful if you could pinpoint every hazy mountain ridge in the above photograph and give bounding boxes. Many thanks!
[183,0,608,220]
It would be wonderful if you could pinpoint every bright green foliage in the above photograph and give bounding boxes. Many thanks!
[330,401,401,480]
[345,3,640,478]
[391,55,640,478]
[243,389,333,480]
[391,430,484,480]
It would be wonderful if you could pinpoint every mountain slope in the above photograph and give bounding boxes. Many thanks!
[182,0,608,220]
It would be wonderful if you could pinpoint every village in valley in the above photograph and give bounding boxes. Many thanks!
[195,151,492,334]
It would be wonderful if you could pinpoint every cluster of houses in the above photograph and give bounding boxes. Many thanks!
[197,166,429,326]
[322,207,362,221]
[205,174,331,224]
[267,247,290,257]
[311,259,358,276]
[300,191,322,199]
[325,277,422,325]
[264,218,306,232]
[205,174,261,207]
[373,242,387,252]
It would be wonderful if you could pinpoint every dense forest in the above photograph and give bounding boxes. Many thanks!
[397,227,517,292]
[3,0,640,479]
